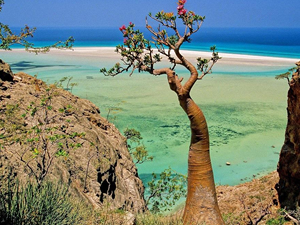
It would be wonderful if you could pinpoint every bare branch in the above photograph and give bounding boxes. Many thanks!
[185,20,204,38]
[146,18,175,49]
[198,60,217,80]
[197,47,221,80]
[147,13,181,38]
[284,211,300,225]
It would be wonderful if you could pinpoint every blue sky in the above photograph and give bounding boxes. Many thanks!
[1,0,299,28]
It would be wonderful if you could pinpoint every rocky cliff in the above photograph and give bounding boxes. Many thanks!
[0,59,146,213]
[277,61,300,210]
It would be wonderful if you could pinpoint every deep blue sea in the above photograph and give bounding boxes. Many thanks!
[11,27,300,59]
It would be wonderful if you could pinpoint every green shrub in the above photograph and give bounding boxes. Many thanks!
[146,167,187,213]
[222,212,243,225]
[266,216,286,225]
[0,179,82,225]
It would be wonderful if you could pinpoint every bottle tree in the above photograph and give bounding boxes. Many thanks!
[101,0,224,224]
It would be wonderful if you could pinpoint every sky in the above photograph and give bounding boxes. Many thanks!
[0,0,300,29]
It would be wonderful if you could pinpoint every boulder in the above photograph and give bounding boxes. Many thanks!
[0,59,14,81]
[0,70,146,213]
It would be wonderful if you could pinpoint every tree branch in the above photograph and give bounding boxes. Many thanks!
[284,211,300,225]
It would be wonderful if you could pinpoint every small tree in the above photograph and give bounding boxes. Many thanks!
[123,127,189,213]
[0,0,74,53]
[146,167,187,214]
[124,128,153,164]
[101,0,223,224]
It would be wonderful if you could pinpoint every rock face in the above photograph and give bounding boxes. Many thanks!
[277,61,300,210]
[217,172,279,224]
[0,60,146,213]
[0,59,14,82]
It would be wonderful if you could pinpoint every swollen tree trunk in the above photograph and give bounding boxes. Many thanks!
[277,62,300,209]
[180,95,224,224]
[161,63,224,224]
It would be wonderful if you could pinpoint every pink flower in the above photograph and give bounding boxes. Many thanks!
[123,38,128,44]
[178,9,187,15]
[119,25,126,31]
[129,22,133,25]
[177,5,184,10]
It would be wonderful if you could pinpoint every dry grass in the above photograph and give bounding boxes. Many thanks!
[31,171,295,225]
[217,171,295,224]
[136,211,184,225]
[79,206,184,225]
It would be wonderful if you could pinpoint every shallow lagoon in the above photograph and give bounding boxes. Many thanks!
[1,48,296,185]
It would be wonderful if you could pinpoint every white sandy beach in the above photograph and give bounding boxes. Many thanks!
[1,47,299,185]
[25,46,297,64]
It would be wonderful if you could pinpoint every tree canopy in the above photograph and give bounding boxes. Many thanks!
[0,0,74,53]
[100,0,220,79]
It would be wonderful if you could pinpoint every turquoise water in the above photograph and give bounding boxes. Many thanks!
[2,27,299,186]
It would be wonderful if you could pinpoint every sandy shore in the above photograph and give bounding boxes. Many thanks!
[3,47,298,66]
